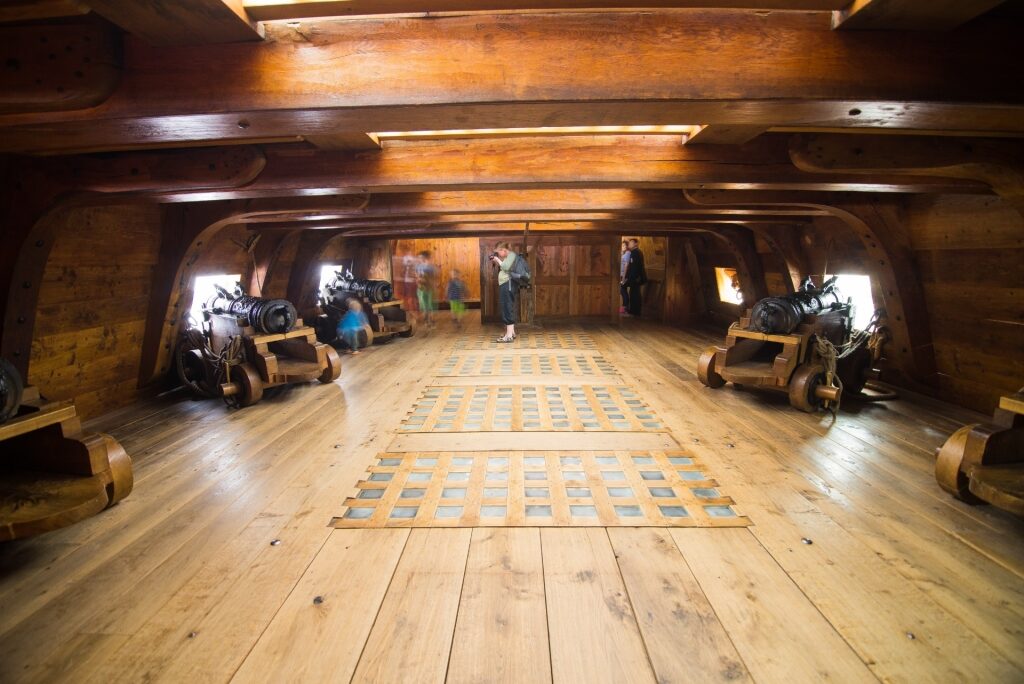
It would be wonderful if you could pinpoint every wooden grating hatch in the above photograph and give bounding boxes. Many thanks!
[333,451,748,528]
[399,384,665,432]
[436,352,618,377]
[452,331,598,351]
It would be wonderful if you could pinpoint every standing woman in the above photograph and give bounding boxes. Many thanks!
[491,242,518,342]
[619,239,631,314]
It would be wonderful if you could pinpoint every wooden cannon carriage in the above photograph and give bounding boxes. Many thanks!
[0,360,132,541]
[314,270,414,347]
[178,286,341,408]
[697,278,877,413]
[935,390,1024,516]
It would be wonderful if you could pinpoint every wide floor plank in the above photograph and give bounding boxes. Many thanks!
[542,528,656,684]
[352,528,472,684]
[672,528,876,683]
[447,528,551,684]
[608,527,751,684]
[231,529,409,683]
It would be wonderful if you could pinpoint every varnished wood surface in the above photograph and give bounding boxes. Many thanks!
[243,0,852,22]
[0,316,1021,682]
[3,11,1022,154]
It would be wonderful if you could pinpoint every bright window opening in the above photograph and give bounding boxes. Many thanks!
[373,125,696,141]
[829,273,875,330]
[190,273,241,325]
[319,264,345,291]
[715,267,744,305]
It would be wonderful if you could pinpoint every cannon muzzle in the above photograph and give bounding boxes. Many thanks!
[322,271,394,305]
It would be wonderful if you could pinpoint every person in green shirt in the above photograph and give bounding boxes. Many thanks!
[490,241,518,342]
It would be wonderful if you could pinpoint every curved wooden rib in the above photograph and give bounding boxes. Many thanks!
[685,189,937,386]
[0,147,268,379]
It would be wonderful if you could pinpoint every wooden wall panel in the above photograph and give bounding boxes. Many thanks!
[532,236,615,320]
[906,195,1024,413]
[393,238,481,303]
[662,237,705,327]
[28,204,162,419]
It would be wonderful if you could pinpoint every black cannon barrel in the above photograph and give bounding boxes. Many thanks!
[325,274,393,304]
[206,286,298,334]
[749,277,844,335]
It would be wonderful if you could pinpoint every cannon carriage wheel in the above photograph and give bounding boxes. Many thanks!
[0,358,24,424]
[319,346,342,384]
[232,363,264,407]
[697,347,726,389]
[789,364,826,412]
[934,425,981,502]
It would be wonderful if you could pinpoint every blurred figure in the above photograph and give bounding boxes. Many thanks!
[619,239,631,314]
[399,252,417,313]
[338,299,370,354]
[447,268,467,327]
[416,250,437,327]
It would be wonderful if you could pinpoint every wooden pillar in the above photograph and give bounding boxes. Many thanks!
[248,229,295,297]
[0,166,63,378]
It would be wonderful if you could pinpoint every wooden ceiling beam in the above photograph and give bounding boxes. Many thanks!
[4,136,990,213]
[243,0,851,22]
[0,11,1020,153]
[238,189,830,222]
[832,0,1006,31]
[329,221,757,238]
[789,133,1024,214]
[199,135,987,200]
[249,215,808,231]
[84,0,264,46]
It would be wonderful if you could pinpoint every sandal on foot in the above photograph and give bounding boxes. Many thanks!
[496,335,515,343]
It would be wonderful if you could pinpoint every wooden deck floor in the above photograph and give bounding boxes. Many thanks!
[1,315,1022,683]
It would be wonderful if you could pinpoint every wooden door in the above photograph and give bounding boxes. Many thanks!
[532,236,615,321]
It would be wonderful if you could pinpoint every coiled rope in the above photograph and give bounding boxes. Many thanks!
[812,309,897,412]
[176,316,245,405]
[813,334,842,414]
